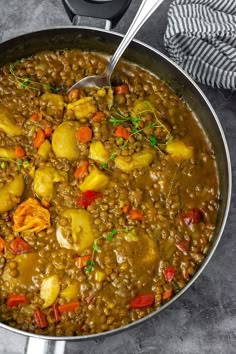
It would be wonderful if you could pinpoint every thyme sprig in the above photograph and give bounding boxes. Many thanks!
[0,157,30,171]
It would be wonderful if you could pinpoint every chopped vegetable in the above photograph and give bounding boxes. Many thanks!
[37,139,51,160]
[44,126,53,138]
[77,126,92,143]
[74,161,89,179]
[41,92,64,118]
[15,146,25,158]
[33,166,68,202]
[129,209,144,221]
[40,275,60,309]
[114,149,155,172]
[92,112,104,121]
[0,105,23,136]
[58,301,80,313]
[77,190,101,208]
[79,168,109,192]
[175,241,190,254]
[0,174,24,214]
[89,141,109,163]
[166,140,193,160]
[129,293,155,309]
[9,237,33,255]
[123,204,131,214]
[75,255,92,269]
[114,125,131,139]
[52,304,60,323]
[95,270,106,282]
[68,88,80,102]
[34,309,48,328]
[30,112,42,122]
[7,294,29,308]
[67,97,96,119]
[162,288,173,300]
[60,281,79,301]
[0,147,17,159]
[13,198,50,233]
[52,121,80,160]
[0,236,6,252]
[164,266,175,283]
[114,85,129,95]
[33,128,45,148]
[181,208,203,225]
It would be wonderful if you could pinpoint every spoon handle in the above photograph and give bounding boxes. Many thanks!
[106,0,165,82]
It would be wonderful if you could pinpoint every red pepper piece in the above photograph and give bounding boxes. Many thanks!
[34,309,48,329]
[52,304,60,323]
[7,294,29,308]
[181,208,203,225]
[175,241,190,254]
[58,301,80,313]
[77,190,101,208]
[164,266,175,283]
[9,237,33,255]
[0,236,6,253]
[129,293,155,309]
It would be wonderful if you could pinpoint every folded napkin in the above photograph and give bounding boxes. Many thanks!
[164,0,236,90]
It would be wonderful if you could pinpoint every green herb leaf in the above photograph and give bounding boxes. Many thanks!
[101,162,108,169]
[93,242,99,252]
[107,235,114,241]
[23,161,30,168]
[111,229,117,235]
[21,78,31,88]
[150,135,157,147]
[148,123,155,128]
[109,153,116,160]
[116,137,124,142]
[131,128,139,134]
[0,161,5,169]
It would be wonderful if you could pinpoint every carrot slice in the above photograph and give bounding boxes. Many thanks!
[114,125,131,139]
[74,161,89,179]
[58,301,80,313]
[114,85,129,95]
[162,288,173,301]
[9,237,33,255]
[15,146,25,158]
[30,112,42,122]
[34,309,48,328]
[129,209,144,221]
[92,112,104,122]
[0,236,6,252]
[44,126,53,138]
[7,294,29,308]
[33,128,45,148]
[123,204,131,214]
[75,255,92,269]
[77,127,92,143]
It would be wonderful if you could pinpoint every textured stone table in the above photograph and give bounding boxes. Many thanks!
[0,0,235,353]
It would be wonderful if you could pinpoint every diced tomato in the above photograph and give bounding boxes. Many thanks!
[114,125,131,139]
[0,236,6,252]
[7,294,29,308]
[129,293,155,309]
[129,209,144,221]
[77,190,101,209]
[74,161,89,179]
[164,266,175,283]
[162,288,173,301]
[114,85,129,95]
[58,301,80,313]
[75,255,92,269]
[181,208,203,225]
[175,241,190,254]
[9,237,33,255]
[52,304,60,323]
[34,309,48,329]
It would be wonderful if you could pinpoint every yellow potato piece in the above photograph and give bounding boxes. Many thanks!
[166,140,193,160]
[0,174,24,214]
[79,168,109,192]
[0,105,23,136]
[89,141,109,163]
[0,147,17,159]
[37,139,51,160]
[52,121,80,161]
[60,281,79,300]
[114,149,155,172]
[60,209,95,253]
[40,274,60,309]
[41,93,64,118]
[67,97,96,119]
[33,166,67,202]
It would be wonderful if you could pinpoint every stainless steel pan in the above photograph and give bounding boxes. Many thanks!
[0,25,232,354]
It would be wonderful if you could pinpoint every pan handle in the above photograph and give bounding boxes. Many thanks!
[25,337,66,354]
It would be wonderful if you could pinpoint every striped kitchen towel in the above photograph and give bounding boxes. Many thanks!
[164,0,236,90]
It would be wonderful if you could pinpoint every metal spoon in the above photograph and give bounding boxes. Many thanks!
[68,0,164,91]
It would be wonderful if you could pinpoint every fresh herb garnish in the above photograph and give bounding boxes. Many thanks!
[0,157,30,172]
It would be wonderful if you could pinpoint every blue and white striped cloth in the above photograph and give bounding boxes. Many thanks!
[164,0,236,90]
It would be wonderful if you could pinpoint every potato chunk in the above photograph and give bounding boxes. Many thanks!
[166,140,193,160]
[37,139,51,160]
[114,149,155,172]
[52,121,80,161]
[41,93,64,118]
[0,174,24,214]
[33,166,68,202]
[56,209,95,253]
[40,275,60,309]
[89,141,109,163]
[67,97,97,119]
[79,168,109,192]
[60,281,79,301]
[0,147,17,159]
[0,105,23,136]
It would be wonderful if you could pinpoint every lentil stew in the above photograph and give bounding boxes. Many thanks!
[0,49,219,336]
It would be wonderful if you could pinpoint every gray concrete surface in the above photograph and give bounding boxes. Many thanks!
[0,0,235,353]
